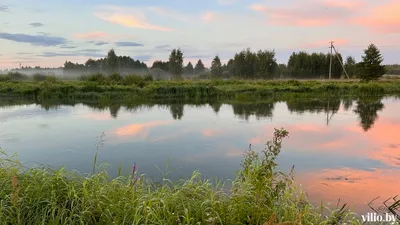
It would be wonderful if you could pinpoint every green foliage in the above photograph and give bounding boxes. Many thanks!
[143,74,153,82]
[359,44,387,82]
[288,51,343,79]
[184,62,194,75]
[106,49,119,73]
[168,48,184,76]
[85,73,107,84]
[122,74,145,87]
[344,56,357,78]
[32,73,47,81]
[194,59,205,74]
[108,73,123,83]
[231,48,278,79]
[211,55,222,77]
[0,129,359,224]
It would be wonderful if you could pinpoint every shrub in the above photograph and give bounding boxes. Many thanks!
[144,74,153,82]
[122,74,145,87]
[33,73,47,81]
[86,73,107,83]
[108,73,123,83]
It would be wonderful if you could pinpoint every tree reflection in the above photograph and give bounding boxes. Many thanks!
[170,104,184,120]
[231,103,274,121]
[353,96,385,131]
[109,104,121,119]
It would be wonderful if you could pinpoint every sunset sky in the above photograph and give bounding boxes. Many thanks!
[0,0,399,69]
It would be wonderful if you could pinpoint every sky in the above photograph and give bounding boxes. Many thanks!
[0,0,399,69]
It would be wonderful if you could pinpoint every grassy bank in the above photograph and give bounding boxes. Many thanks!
[0,129,360,224]
[1,78,400,101]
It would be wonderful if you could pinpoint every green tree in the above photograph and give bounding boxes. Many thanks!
[168,48,184,76]
[106,49,119,73]
[359,44,387,81]
[195,59,205,74]
[184,62,194,75]
[344,56,357,78]
[211,55,222,77]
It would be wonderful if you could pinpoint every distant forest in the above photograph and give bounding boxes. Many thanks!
[3,47,399,79]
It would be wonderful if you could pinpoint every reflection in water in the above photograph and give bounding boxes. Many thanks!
[232,102,275,121]
[353,96,385,131]
[0,95,398,215]
[170,104,184,120]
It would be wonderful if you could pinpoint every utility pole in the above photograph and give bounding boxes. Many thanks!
[332,45,350,79]
[329,41,334,80]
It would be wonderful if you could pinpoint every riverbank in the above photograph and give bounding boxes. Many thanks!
[1,79,400,100]
[0,129,360,224]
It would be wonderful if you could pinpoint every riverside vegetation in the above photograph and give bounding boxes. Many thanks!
[0,128,365,224]
[1,74,400,101]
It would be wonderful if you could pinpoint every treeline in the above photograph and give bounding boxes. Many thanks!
[3,44,391,81]
[63,49,148,74]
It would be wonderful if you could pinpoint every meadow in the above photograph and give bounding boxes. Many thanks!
[1,72,400,101]
[0,128,363,225]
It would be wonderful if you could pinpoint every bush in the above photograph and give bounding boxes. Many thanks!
[86,73,107,83]
[122,74,145,87]
[5,72,28,81]
[33,73,47,81]
[108,73,123,83]
[144,74,153,82]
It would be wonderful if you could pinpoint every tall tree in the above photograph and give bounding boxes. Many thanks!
[184,62,194,75]
[195,59,205,74]
[168,48,184,76]
[211,55,222,77]
[344,56,357,78]
[359,44,387,81]
[106,49,119,73]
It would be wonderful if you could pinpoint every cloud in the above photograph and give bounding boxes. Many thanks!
[352,0,400,33]
[74,31,110,40]
[87,40,109,46]
[201,11,223,22]
[250,0,363,27]
[115,42,144,47]
[146,7,189,22]
[29,22,44,27]
[95,6,172,31]
[0,5,9,12]
[155,44,171,49]
[38,51,105,58]
[59,45,77,49]
[134,55,152,61]
[0,32,67,46]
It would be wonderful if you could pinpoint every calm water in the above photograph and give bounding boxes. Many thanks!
[0,96,399,214]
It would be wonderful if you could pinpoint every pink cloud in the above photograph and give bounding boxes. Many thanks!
[201,12,221,22]
[95,6,172,31]
[73,31,110,40]
[250,0,363,27]
[352,0,400,33]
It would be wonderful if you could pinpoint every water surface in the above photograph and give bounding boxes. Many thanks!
[1,96,399,214]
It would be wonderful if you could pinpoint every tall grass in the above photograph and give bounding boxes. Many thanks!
[0,128,362,224]
[1,78,400,100]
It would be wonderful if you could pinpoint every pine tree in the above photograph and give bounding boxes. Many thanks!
[195,59,205,74]
[184,62,194,75]
[211,55,222,77]
[359,44,387,81]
